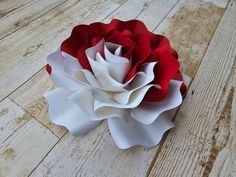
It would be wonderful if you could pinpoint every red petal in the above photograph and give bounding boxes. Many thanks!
[46,64,52,74]
[106,33,136,46]
[125,46,151,81]
[61,23,106,71]
[144,54,180,102]
[76,45,92,71]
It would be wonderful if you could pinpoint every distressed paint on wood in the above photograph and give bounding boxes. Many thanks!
[0,119,58,177]
[0,98,31,144]
[0,0,67,39]
[103,0,180,31]
[0,97,58,177]
[148,1,236,176]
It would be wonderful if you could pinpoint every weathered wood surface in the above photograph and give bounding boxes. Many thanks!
[149,1,236,176]
[0,0,235,176]
[0,0,68,39]
[0,99,58,177]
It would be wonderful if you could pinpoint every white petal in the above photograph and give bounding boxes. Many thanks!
[108,111,174,149]
[97,52,131,83]
[104,42,128,63]
[94,85,152,110]
[77,69,101,88]
[43,88,100,135]
[85,39,104,61]
[67,89,125,120]
[77,68,129,92]
[51,69,87,90]
[95,52,106,64]
[114,62,157,104]
[131,80,183,125]
[63,52,82,76]
[85,40,131,85]
[87,58,127,91]
[104,42,131,83]
[114,46,122,56]
[47,49,65,71]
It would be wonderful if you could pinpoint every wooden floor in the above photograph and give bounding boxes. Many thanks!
[0,0,236,176]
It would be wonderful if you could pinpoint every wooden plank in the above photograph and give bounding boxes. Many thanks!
[0,97,58,177]
[0,0,67,39]
[0,98,31,144]
[208,83,236,177]
[103,0,178,31]
[0,0,125,101]
[0,119,58,177]
[8,0,227,177]
[148,1,236,177]
[0,0,32,12]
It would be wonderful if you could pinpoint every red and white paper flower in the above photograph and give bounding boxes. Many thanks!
[44,19,186,149]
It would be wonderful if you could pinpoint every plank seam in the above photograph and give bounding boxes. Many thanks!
[152,0,186,32]
[27,131,68,177]
[75,128,108,177]
[1,114,31,145]
[1,65,46,102]
[7,97,63,139]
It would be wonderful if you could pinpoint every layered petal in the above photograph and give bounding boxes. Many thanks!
[51,69,87,90]
[131,80,183,124]
[114,62,158,104]
[43,88,100,135]
[108,111,174,149]
[47,49,65,73]
[67,89,125,120]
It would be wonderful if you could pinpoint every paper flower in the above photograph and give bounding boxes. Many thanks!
[44,19,186,149]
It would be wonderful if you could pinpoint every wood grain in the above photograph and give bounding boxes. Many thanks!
[0,98,31,144]
[0,119,58,177]
[103,0,179,31]
[0,0,67,39]
[148,1,236,176]
[0,99,58,177]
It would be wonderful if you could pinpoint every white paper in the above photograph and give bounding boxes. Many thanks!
[108,111,174,149]
[44,88,100,135]
[131,80,183,124]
